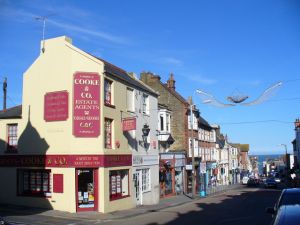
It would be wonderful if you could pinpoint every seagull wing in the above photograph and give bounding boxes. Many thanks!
[242,81,283,106]
[196,89,235,107]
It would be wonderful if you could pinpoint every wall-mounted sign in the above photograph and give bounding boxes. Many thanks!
[122,117,136,131]
[73,72,100,137]
[44,91,68,121]
[132,155,159,166]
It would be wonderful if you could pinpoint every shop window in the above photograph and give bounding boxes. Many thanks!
[109,170,129,200]
[141,168,150,192]
[7,124,18,152]
[104,79,113,106]
[18,169,51,197]
[104,118,113,149]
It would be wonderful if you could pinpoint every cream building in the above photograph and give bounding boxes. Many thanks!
[0,36,157,213]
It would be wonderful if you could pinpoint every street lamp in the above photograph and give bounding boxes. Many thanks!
[142,124,150,147]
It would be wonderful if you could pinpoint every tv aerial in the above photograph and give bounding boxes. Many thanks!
[35,13,56,53]
[196,81,283,107]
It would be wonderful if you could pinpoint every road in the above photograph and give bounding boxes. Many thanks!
[2,186,281,225]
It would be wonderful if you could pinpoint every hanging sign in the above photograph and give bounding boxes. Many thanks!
[122,117,136,131]
[73,72,100,137]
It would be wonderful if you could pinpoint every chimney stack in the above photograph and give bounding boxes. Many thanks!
[3,77,7,111]
[167,73,176,91]
[295,118,300,129]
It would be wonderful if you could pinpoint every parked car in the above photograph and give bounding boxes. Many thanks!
[242,176,249,185]
[247,178,259,187]
[270,205,300,225]
[264,177,277,188]
[266,188,300,215]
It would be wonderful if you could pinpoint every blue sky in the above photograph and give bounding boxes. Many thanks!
[1,0,300,155]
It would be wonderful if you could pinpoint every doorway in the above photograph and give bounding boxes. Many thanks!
[133,171,142,205]
[76,168,98,211]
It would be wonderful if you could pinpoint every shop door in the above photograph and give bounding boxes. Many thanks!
[76,169,98,212]
[133,171,142,205]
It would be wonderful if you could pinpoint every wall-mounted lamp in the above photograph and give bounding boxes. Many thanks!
[141,124,150,148]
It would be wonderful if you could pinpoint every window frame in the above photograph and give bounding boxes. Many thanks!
[6,123,18,152]
[17,169,51,197]
[142,94,149,115]
[109,170,130,201]
[126,87,135,112]
[141,168,151,192]
[104,118,113,149]
[104,78,114,107]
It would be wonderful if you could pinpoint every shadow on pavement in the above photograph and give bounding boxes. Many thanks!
[145,187,281,225]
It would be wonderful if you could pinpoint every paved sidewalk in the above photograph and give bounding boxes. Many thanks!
[0,184,242,224]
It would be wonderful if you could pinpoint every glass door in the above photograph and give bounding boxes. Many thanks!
[76,169,98,211]
[133,171,142,205]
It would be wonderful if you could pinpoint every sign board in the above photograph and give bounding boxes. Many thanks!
[44,91,68,121]
[200,162,206,174]
[122,117,136,131]
[73,72,100,137]
[132,155,159,166]
[186,164,192,170]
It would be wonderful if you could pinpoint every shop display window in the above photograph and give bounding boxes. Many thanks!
[18,169,51,197]
[109,170,129,200]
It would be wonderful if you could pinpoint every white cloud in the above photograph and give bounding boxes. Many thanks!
[187,75,217,85]
[157,57,183,66]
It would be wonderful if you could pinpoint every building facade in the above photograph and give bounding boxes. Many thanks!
[0,36,159,213]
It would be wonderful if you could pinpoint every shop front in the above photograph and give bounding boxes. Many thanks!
[0,154,132,213]
[159,153,175,197]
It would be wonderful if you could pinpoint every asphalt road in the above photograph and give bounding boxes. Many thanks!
[2,186,282,225]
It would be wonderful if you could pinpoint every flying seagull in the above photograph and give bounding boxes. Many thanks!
[196,81,283,107]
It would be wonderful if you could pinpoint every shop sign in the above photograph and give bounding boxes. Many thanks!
[44,91,69,121]
[175,154,185,159]
[0,154,132,168]
[132,155,159,166]
[73,72,100,137]
[200,162,206,174]
[175,158,185,167]
[160,154,173,160]
[122,117,136,131]
[186,164,192,170]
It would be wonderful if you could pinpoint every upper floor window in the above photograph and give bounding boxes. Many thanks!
[104,79,113,106]
[166,113,170,132]
[160,114,164,131]
[142,94,149,114]
[7,124,18,152]
[126,88,134,112]
[188,113,198,130]
[105,118,113,149]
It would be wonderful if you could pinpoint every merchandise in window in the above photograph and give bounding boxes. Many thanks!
[109,170,129,200]
[18,169,51,197]
[104,79,113,105]
[105,118,113,149]
[7,124,18,152]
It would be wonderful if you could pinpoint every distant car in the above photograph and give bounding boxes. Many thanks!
[275,177,281,183]
[242,176,249,185]
[264,177,277,188]
[266,188,300,215]
[247,178,259,187]
[270,205,300,225]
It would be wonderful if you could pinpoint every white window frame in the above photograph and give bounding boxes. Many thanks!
[141,168,151,192]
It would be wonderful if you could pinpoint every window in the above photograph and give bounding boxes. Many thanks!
[18,169,51,197]
[109,170,129,200]
[104,79,113,105]
[166,113,170,132]
[141,169,150,192]
[142,94,149,114]
[126,88,134,112]
[160,114,164,131]
[105,118,113,149]
[7,124,18,152]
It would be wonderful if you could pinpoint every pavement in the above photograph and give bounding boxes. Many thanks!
[0,184,242,224]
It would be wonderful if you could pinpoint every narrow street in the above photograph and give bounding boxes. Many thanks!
[2,186,282,225]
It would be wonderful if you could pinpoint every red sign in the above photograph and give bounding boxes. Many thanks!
[73,72,100,137]
[122,117,136,131]
[44,91,69,121]
[0,154,132,168]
